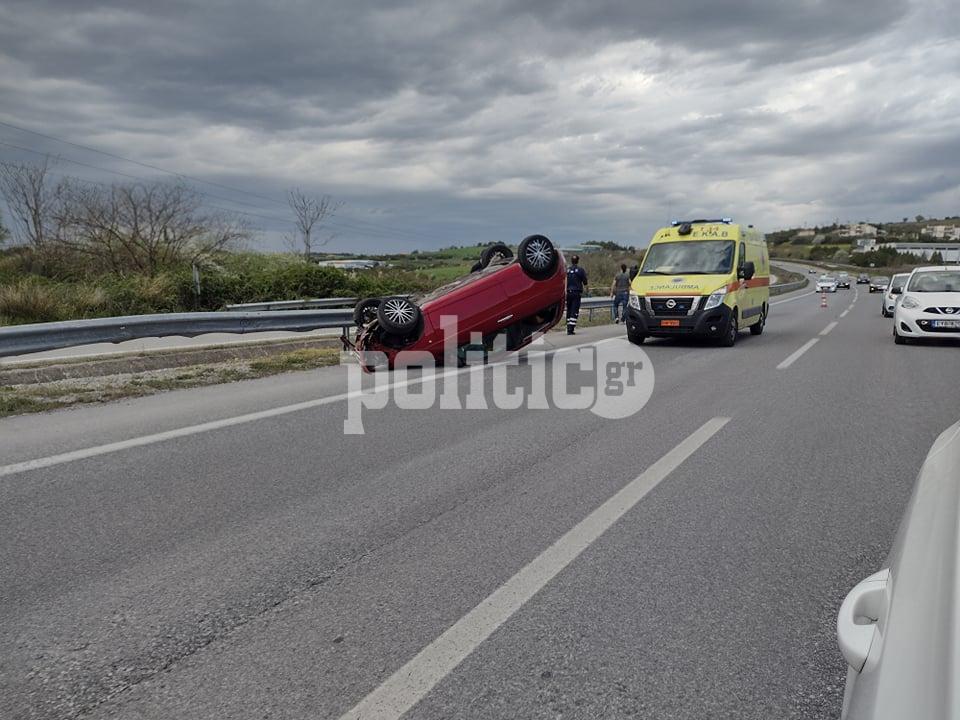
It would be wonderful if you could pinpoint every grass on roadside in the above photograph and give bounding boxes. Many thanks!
[0,348,342,419]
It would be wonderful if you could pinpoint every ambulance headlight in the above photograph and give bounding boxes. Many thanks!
[703,287,727,310]
[628,292,642,310]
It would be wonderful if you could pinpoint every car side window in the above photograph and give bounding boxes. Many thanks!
[738,243,746,269]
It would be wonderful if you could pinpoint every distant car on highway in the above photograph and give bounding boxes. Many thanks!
[881,273,910,317]
[808,267,818,274]
[856,273,871,284]
[838,418,960,719]
[868,276,889,293]
[893,266,960,344]
[346,236,565,369]
[816,275,839,293]
[837,272,851,289]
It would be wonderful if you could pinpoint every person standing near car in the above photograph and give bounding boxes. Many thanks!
[610,263,630,323]
[628,263,639,281]
[566,254,588,334]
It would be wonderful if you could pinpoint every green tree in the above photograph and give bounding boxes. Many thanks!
[930,251,944,264]
[915,214,925,222]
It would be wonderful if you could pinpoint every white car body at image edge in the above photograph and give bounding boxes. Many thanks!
[838,419,960,719]
[892,266,960,344]
[880,273,910,317]
[816,275,839,292]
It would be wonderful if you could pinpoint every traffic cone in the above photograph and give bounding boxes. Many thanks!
[821,292,828,308]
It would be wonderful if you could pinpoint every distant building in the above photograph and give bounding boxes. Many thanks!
[317,259,387,270]
[869,243,960,262]
[559,243,604,254]
[838,223,878,238]
[794,229,815,239]
[923,225,960,241]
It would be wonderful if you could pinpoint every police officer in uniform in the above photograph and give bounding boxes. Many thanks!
[566,254,588,334]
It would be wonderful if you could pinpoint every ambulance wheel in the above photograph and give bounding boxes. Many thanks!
[750,305,766,335]
[720,312,738,347]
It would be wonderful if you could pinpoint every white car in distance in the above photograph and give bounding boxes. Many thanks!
[893,266,960,344]
[816,275,839,293]
[881,273,910,317]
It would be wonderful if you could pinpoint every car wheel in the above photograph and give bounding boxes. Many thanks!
[720,311,738,347]
[627,330,645,345]
[518,234,559,279]
[353,297,381,326]
[893,327,907,345]
[749,305,766,335]
[377,296,422,336]
[478,242,514,270]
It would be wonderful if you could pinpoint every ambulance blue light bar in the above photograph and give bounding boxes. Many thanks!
[671,218,733,226]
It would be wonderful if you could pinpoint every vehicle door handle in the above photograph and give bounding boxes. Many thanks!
[837,568,889,672]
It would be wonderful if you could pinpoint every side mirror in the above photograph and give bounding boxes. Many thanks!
[891,288,902,295]
[739,261,755,281]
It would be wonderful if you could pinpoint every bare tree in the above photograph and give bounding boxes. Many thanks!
[0,156,66,248]
[58,180,250,274]
[287,188,339,258]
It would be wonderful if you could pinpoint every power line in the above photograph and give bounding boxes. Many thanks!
[0,139,295,222]
[0,127,458,244]
[0,117,290,208]
[0,148,455,243]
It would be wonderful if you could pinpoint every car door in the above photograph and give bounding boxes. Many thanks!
[737,241,756,322]
[424,270,510,346]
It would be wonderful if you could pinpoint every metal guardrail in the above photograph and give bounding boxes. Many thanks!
[0,309,354,358]
[769,279,809,295]
[225,298,358,311]
[0,280,810,359]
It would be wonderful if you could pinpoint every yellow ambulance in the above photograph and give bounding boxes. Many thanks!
[625,219,770,347]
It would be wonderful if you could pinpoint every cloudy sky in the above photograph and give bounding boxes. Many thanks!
[0,0,958,253]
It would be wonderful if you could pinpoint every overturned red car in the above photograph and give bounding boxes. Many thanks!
[345,235,566,370]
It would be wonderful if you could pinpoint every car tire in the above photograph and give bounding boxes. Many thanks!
[750,305,766,335]
[478,243,514,270]
[720,311,738,347]
[518,234,559,279]
[627,330,645,345]
[894,327,908,345]
[376,296,422,336]
[353,297,381,326]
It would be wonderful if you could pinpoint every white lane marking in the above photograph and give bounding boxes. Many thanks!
[840,310,850,318]
[0,337,618,479]
[777,338,819,370]
[771,290,816,306]
[337,417,731,720]
[820,321,838,336]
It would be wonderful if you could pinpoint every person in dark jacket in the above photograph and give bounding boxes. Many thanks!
[566,255,588,334]
[610,263,631,323]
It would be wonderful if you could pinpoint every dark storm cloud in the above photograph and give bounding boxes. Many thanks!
[0,0,955,251]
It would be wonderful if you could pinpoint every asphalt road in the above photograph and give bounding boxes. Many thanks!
[2,283,959,720]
